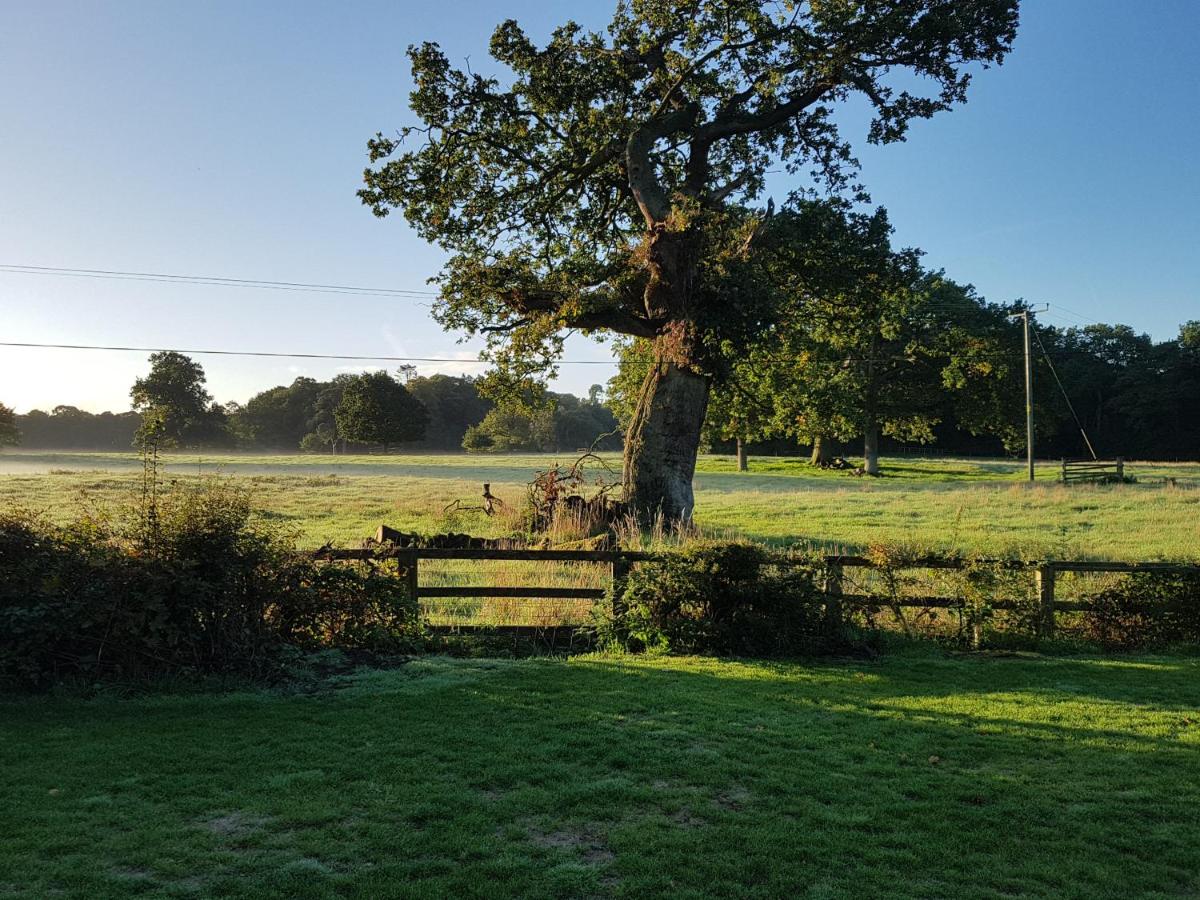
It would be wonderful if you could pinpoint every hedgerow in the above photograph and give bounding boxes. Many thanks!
[0,482,421,688]
[1074,571,1200,650]
[601,541,837,656]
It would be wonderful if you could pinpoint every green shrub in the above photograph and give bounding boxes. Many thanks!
[0,483,421,688]
[1078,571,1200,650]
[604,542,831,656]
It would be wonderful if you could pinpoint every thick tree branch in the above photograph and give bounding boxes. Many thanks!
[695,80,834,146]
[625,104,699,225]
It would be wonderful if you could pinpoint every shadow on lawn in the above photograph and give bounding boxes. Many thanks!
[2,653,1198,897]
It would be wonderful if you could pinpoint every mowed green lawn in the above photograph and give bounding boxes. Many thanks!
[2,650,1198,898]
[1,451,1198,560]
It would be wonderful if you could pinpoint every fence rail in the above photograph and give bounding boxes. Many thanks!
[1062,457,1125,484]
[312,546,1199,635]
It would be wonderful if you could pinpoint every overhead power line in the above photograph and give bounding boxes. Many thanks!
[0,340,616,365]
[0,263,438,298]
[0,339,1035,368]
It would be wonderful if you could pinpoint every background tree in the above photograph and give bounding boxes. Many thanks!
[360,0,1020,519]
[12,407,141,450]
[0,403,19,448]
[333,371,429,452]
[462,391,620,452]
[463,403,556,452]
[130,352,227,448]
[232,377,324,449]
[299,376,355,453]
[606,208,1044,471]
[406,375,494,450]
[732,205,929,474]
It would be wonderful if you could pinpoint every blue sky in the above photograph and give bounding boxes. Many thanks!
[1,0,1197,413]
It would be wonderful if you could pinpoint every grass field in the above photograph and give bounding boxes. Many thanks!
[2,450,1197,562]
[2,649,1198,898]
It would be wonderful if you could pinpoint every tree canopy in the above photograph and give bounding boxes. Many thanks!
[0,403,19,448]
[333,371,430,451]
[360,0,1020,518]
[130,352,227,448]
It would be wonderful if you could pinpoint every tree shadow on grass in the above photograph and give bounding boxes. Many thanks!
[2,653,1198,898]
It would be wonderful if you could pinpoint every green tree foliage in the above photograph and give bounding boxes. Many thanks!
[1037,321,1200,459]
[233,377,325,449]
[333,371,429,452]
[0,403,19,448]
[462,391,619,453]
[359,0,1020,518]
[130,352,227,448]
[463,404,555,453]
[605,203,1055,469]
[303,375,355,452]
[406,375,493,450]
[12,407,141,450]
[746,204,930,474]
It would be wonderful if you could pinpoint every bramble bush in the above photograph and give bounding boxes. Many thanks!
[0,482,421,688]
[602,542,834,656]
[1076,571,1200,650]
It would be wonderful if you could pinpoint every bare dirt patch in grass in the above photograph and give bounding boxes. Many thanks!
[528,825,615,866]
[203,811,271,837]
[671,808,708,828]
[713,786,750,812]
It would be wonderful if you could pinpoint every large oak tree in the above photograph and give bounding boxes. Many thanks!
[360,0,1019,519]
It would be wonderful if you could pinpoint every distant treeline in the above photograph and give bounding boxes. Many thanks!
[716,321,1200,462]
[15,408,142,451]
[6,318,1198,460]
[12,373,620,454]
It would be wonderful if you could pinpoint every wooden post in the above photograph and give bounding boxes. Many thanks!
[824,562,844,631]
[398,550,419,602]
[610,553,630,638]
[1116,457,1124,481]
[1036,563,1056,639]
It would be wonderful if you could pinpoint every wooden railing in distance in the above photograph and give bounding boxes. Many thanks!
[313,547,657,602]
[311,547,1199,637]
[1062,457,1125,484]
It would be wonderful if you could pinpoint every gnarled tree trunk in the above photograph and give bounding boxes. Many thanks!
[620,223,711,522]
[623,340,710,523]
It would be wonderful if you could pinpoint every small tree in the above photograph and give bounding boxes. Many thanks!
[130,351,223,447]
[462,404,555,452]
[0,403,20,448]
[334,371,429,452]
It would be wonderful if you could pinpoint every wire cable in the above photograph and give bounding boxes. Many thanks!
[1031,326,1098,460]
[0,339,1032,367]
[0,264,437,298]
[0,341,616,365]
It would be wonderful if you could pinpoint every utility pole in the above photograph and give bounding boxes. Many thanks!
[1008,305,1048,482]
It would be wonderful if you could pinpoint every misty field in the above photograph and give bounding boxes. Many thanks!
[1,451,1197,562]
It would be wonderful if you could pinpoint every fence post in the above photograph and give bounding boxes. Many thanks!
[824,561,844,631]
[1116,457,1125,481]
[610,552,630,638]
[1036,563,1056,639]
[398,550,419,602]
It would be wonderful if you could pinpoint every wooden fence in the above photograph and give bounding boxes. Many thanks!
[1062,457,1125,484]
[313,546,1200,637]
